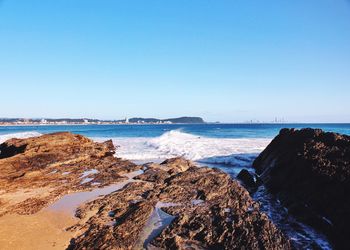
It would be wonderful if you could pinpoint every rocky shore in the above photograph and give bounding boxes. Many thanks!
[0,132,290,249]
[252,128,350,249]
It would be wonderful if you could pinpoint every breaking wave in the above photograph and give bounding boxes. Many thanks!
[0,131,42,144]
[97,130,271,166]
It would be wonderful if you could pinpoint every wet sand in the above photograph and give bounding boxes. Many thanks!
[0,170,144,250]
[0,210,76,250]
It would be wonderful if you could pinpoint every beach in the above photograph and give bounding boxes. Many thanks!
[1,124,349,248]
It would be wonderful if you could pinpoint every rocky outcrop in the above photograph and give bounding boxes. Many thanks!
[253,128,350,248]
[0,132,140,216]
[70,158,290,249]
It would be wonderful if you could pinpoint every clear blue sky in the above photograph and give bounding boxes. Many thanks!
[1,0,349,122]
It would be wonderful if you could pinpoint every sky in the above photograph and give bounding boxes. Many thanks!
[0,0,350,123]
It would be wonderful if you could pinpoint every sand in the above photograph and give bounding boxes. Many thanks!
[0,211,76,250]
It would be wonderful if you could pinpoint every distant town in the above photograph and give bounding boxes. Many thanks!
[0,117,205,126]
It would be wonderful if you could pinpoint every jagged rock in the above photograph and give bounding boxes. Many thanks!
[152,166,290,250]
[160,157,195,173]
[0,132,140,216]
[68,182,157,250]
[253,128,350,248]
[70,158,291,249]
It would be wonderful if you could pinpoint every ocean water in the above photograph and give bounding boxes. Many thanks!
[1,123,349,249]
[1,124,350,172]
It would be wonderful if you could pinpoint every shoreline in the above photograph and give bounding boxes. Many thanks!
[0,129,347,248]
[0,132,293,249]
[1,122,350,127]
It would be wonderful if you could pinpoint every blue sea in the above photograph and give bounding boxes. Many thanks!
[1,123,350,138]
[1,123,348,249]
[1,124,349,171]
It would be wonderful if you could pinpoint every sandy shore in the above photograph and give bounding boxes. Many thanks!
[0,211,76,250]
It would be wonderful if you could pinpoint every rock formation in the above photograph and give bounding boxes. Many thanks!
[69,158,290,249]
[0,132,290,249]
[0,132,140,216]
[253,128,350,248]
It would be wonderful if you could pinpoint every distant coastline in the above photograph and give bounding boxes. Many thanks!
[0,116,205,126]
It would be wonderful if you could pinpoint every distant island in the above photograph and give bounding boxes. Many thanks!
[0,117,205,125]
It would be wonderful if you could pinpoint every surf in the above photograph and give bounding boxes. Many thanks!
[102,130,271,166]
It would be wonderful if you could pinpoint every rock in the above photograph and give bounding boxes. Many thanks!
[151,167,290,250]
[134,168,170,183]
[70,159,291,249]
[237,169,259,191]
[0,132,140,216]
[253,128,350,248]
[68,181,157,250]
[160,157,195,173]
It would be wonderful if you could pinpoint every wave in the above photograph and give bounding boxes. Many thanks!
[0,131,42,144]
[96,130,271,167]
[0,130,270,167]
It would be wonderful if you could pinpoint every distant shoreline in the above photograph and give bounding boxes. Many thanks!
[1,122,350,127]
[0,123,208,127]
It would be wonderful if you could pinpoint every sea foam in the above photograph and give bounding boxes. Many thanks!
[95,130,271,166]
[0,131,42,144]
[0,130,271,167]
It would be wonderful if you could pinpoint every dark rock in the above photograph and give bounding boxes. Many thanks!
[0,142,27,159]
[253,128,350,248]
[237,169,259,191]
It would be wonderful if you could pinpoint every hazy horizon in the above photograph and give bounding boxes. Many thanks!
[0,114,349,124]
[1,0,350,123]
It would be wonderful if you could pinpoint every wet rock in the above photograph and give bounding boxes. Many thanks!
[237,169,260,191]
[68,181,157,250]
[70,158,291,250]
[253,128,350,248]
[151,166,290,250]
[0,132,140,216]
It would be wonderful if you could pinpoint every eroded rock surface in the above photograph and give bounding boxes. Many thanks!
[0,132,140,216]
[70,158,290,250]
[253,128,350,248]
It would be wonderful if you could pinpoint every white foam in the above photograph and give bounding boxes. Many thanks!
[0,131,42,144]
[93,130,271,167]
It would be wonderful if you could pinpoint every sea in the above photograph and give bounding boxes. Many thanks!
[1,123,349,249]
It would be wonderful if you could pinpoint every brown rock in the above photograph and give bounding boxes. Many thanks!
[160,157,195,174]
[0,132,140,216]
[69,158,291,250]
